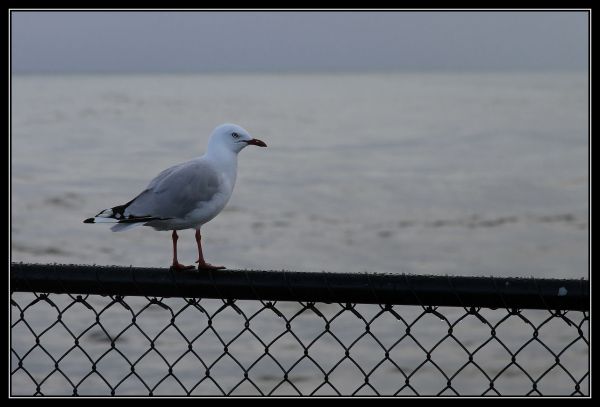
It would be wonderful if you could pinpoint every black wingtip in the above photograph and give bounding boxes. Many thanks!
[83,218,95,224]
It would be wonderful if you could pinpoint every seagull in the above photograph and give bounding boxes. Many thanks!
[84,123,267,271]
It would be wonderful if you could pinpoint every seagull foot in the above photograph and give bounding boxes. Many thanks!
[170,262,196,271]
[196,260,226,270]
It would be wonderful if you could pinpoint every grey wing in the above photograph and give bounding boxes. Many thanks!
[124,160,221,219]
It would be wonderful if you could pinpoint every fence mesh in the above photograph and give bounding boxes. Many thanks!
[11,290,589,396]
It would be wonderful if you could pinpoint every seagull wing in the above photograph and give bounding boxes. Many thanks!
[125,158,222,220]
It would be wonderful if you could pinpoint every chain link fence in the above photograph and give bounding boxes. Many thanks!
[11,264,589,396]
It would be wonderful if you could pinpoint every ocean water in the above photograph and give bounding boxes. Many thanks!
[10,72,589,395]
[11,72,588,277]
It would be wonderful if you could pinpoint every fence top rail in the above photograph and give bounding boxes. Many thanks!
[10,263,589,311]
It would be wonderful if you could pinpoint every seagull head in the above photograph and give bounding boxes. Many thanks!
[208,123,267,154]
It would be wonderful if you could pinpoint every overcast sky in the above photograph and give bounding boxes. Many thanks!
[11,11,589,74]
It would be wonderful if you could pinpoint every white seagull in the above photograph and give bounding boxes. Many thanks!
[84,123,267,270]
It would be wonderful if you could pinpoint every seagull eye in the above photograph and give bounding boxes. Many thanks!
[231,132,240,139]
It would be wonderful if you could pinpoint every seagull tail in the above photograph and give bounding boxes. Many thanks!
[83,202,169,232]
[83,214,164,232]
[110,222,144,232]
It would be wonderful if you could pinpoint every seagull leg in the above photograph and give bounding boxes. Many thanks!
[170,230,194,271]
[195,229,226,270]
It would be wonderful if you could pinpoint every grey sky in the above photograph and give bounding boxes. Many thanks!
[11,11,589,74]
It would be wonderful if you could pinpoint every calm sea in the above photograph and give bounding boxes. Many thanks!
[11,72,589,395]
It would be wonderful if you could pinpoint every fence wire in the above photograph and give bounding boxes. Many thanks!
[10,264,589,396]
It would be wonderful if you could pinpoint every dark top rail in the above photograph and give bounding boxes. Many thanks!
[10,263,589,311]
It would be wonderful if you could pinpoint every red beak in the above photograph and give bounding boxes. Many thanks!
[246,138,267,147]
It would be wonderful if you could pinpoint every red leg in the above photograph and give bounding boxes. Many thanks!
[195,229,226,270]
[170,230,194,271]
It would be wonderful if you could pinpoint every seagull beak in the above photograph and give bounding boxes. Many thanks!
[246,138,267,147]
